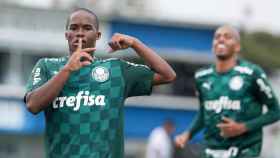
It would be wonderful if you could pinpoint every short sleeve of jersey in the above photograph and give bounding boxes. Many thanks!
[252,66,279,105]
[26,58,49,93]
[120,60,154,97]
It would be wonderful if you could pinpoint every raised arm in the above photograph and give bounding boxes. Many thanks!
[25,39,95,114]
[108,33,176,85]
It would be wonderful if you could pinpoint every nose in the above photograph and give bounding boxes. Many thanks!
[217,36,225,43]
[76,28,85,38]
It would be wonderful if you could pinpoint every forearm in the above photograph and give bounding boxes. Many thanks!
[247,68,280,131]
[245,107,280,131]
[188,109,204,139]
[26,67,71,114]
[131,39,176,84]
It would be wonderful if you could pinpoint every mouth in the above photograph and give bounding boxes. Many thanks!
[217,43,226,49]
[215,43,227,53]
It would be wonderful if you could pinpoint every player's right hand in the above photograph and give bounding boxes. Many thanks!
[175,132,190,148]
[64,38,95,72]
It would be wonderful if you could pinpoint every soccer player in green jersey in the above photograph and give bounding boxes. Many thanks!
[24,8,176,158]
[175,25,280,158]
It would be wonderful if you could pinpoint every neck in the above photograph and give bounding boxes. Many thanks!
[216,56,237,73]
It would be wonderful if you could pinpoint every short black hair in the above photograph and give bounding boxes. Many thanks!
[65,8,99,30]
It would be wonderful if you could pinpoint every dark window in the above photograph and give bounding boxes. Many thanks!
[0,49,10,84]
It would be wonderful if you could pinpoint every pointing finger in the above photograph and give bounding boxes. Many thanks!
[217,123,228,129]
[217,123,223,128]
[76,38,82,52]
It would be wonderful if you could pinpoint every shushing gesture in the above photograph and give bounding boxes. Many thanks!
[108,33,136,53]
[64,38,96,72]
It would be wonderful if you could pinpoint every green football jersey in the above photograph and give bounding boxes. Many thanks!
[26,56,154,158]
[190,59,280,158]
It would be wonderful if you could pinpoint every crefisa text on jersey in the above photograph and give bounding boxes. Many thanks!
[52,91,106,111]
[204,96,241,113]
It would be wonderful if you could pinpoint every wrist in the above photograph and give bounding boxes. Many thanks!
[61,65,73,74]
[239,123,248,134]
[130,38,141,49]
[183,131,191,139]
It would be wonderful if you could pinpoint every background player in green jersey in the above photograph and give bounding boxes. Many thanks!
[24,8,176,158]
[175,25,280,158]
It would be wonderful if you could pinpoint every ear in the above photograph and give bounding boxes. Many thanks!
[235,42,241,53]
[96,31,101,40]
[65,31,70,41]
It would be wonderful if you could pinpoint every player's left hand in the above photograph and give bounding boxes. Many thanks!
[108,33,136,53]
[217,117,248,138]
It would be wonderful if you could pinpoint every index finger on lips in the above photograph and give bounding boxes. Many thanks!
[74,38,83,53]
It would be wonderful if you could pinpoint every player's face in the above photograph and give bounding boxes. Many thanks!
[212,27,240,61]
[65,11,101,54]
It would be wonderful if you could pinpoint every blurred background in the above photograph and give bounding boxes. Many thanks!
[0,0,280,158]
